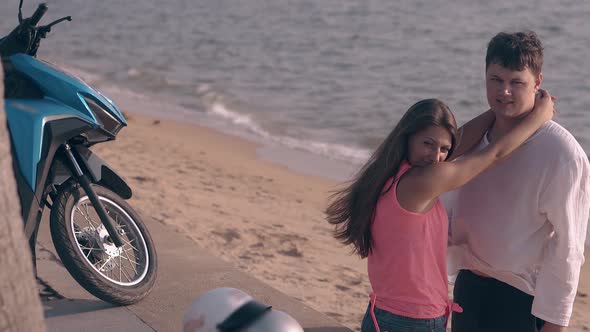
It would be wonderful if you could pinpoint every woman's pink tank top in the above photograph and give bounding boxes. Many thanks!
[367,161,450,318]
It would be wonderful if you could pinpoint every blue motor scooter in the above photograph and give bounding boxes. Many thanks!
[1,0,157,305]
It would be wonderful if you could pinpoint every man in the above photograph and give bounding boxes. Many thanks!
[446,31,590,332]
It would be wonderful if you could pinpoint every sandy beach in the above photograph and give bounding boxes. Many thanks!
[91,111,590,331]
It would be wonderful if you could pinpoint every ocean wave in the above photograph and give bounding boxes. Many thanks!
[197,84,370,165]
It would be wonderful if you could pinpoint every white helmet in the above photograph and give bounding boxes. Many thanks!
[183,287,304,332]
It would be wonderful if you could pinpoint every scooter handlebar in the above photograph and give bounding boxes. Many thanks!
[29,3,48,26]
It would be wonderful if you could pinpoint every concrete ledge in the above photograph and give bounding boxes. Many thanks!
[36,211,351,332]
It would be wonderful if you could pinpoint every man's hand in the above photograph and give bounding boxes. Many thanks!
[540,322,566,332]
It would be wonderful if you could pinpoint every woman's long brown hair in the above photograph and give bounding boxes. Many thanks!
[326,99,458,258]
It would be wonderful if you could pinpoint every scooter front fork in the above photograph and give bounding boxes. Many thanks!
[62,144,125,248]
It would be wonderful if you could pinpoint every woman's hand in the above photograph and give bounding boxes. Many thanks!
[530,88,556,124]
[539,322,566,332]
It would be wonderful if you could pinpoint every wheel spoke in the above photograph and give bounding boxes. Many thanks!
[124,251,139,273]
[98,255,114,272]
[122,239,139,252]
[120,254,140,267]
[93,259,103,270]
[83,204,92,223]
[122,250,139,275]
[79,246,100,251]
[120,262,133,282]
[123,247,138,255]
[74,205,92,229]
[76,204,100,230]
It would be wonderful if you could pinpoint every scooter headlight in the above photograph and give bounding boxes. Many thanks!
[82,96,124,137]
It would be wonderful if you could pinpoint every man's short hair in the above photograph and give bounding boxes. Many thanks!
[485,31,544,76]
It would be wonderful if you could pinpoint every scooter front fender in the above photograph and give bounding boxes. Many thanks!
[58,146,133,200]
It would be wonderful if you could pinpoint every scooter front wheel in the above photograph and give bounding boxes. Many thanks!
[50,181,157,305]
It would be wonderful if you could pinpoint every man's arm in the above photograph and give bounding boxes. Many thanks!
[533,156,590,326]
[448,110,494,160]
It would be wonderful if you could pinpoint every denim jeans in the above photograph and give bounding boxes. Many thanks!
[361,304,447,332]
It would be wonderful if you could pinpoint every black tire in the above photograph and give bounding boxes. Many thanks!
[50,181,157,305]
